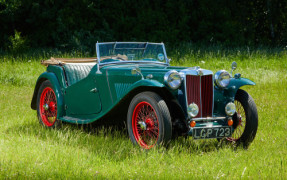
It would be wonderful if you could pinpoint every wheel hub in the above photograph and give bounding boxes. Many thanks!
[145,118,154,129]
[49,101,56,112]
[138,121,147,130]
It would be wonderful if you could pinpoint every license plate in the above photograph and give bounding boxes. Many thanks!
[193,126,232,139]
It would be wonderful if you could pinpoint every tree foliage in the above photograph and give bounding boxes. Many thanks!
[0,0,287,51]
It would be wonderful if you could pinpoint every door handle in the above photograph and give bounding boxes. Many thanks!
[90,88,98,93]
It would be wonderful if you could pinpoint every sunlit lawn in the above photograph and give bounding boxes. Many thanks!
[0,47,286,179]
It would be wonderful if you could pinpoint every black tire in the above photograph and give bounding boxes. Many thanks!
[127,92,172,149]
[227,89,258,148]
[36,80,61,128]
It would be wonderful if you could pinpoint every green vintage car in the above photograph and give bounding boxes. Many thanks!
[31,42,258,149]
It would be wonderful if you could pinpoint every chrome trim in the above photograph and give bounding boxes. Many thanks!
[146,74,153,79]
[96,43,102,74]
[212,75,214,116]
[105,67,114,104]
[142,42,149,56]
[114,48,146,50]
[95,42,169,66]
[183,69,214,119]
[191,117,226,122]
[162,43,169,65]
[180,67,213,76]
[199,75,202,117]
[99,61,168,66]
[97,42,163,45]
[184,73,188,116]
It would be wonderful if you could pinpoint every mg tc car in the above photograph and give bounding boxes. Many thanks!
[31,42,258,149]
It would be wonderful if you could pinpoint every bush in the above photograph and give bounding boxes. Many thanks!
[8,30,29,54]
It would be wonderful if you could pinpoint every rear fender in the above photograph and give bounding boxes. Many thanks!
[31,72,64,118]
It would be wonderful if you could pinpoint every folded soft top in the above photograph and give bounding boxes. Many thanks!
[41,57,97,66]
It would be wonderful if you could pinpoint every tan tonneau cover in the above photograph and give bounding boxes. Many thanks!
[41,57,97,66]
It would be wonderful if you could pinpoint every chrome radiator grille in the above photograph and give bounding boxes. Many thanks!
[186,75,213,118]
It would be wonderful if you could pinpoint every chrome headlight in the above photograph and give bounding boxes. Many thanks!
[214,70,231,88]
[225,102,236,116]
[164,70,182,89]
[187,103,199,117]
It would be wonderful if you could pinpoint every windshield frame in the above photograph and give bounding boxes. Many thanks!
[95,42,169,66]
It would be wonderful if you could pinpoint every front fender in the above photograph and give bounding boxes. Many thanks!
[226,77,255,98]
[213,78,255,115]
[31,72,64,118]
[120,79,166,99]
[128,79,165,90]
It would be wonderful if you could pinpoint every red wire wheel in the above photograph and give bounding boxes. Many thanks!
[132,101,159,149]
[225,89,258,148]
[127,92,172,149]
[226,100,245,141]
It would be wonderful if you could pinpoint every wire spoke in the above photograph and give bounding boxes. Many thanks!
[228,100,247,141]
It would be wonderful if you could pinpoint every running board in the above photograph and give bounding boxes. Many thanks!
[59,116,92,124]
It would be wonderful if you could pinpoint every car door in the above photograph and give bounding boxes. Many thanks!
[65,75,102,115]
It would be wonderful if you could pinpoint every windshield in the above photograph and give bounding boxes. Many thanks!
[96,42,167,63]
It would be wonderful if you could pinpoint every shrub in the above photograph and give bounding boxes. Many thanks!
[8,30,29,54]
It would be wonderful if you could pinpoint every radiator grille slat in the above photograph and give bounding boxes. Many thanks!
[186,75,213,118]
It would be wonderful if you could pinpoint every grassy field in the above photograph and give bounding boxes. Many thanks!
[0,47,286,179]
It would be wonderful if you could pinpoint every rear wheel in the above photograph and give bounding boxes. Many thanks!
[37,80,61,128]
[226,89,258,148]
[127,92,172,149]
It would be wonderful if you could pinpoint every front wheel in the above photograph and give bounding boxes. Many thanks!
[127,92,172,149]
[226,89,258,148]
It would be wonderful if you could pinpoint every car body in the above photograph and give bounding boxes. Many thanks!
[31,42,258,149]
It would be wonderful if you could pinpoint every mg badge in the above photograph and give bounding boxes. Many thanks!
[197,69,203,76]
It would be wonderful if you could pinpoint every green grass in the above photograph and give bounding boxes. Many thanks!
[0,47,287,179]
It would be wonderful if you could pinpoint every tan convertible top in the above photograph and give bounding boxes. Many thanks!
[41,57,97,66]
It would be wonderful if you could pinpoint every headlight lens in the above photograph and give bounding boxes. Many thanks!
[187,103,199,117]
[164,70,182,89]
[225,102,236,116]
[214,70,231,88]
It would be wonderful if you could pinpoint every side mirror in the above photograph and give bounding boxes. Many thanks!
[231,61,237,71]
[131,67,141,75]
[131,66,144,79]
[231,61,237,76]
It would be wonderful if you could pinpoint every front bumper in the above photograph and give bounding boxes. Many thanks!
[187,116,232,137]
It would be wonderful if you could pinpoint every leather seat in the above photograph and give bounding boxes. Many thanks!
[64,64,95,86]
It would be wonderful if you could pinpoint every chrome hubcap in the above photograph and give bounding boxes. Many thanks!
[43,104,49,111]
[138,121,147,130]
